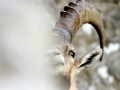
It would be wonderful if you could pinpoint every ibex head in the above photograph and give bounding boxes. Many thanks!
[47,0,105,90]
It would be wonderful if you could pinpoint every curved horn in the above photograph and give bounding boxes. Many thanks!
[53,0,105,61]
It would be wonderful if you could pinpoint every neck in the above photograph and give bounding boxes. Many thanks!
[69,67,77,90]
[52,75,71,90]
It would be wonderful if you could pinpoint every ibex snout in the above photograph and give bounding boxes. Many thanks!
[46,50,65,65]
[46,49,67,75]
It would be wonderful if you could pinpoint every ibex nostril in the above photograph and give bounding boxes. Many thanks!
[52,51,60,56]
[46,50,61,57]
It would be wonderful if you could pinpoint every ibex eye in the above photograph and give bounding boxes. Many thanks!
[69,51,75,58]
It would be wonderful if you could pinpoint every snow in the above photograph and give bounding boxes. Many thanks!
[89,85,96,90]
[108,75,114,83]
[97,66,109,79]
[82,23,93,35]
[104,43,120,55]
[97,66,115,83]
[0,0,56,90]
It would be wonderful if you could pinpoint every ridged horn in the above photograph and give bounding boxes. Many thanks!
[54,0,105,61]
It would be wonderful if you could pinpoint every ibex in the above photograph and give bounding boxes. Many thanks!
[47,0,105,90]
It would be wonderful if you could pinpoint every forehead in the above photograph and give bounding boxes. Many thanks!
[55,39,75,54]
[52,32,75,52]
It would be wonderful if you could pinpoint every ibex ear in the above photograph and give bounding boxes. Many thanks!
[77,49,102,70]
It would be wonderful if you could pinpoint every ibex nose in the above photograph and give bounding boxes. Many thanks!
[45,50,65,65]
[46,50,60,57]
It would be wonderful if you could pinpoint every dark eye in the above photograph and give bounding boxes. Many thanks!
[69,51,75,58]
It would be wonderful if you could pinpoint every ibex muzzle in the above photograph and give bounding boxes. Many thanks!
[47,0,105,90]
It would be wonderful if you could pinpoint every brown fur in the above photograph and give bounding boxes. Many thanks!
[54,0,105,61]
[51,0,105,90]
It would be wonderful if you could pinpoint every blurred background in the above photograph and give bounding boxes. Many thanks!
[0,0,120,90]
